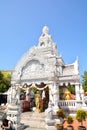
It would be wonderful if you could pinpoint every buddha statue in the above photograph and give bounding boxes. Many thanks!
[64,87,71,100]
[35,91,41,112]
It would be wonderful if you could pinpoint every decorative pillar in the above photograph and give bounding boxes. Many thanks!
[57,83,59,101]
[75,83,80,100]
[75,83,84,110]
[52,83,59,113]
[7,84,24,130]
[45,101,55,130]
[49,84,54,104]
[48,81,59,113]
[80,84,84,101]
[80,84,87,110]
[25,88,30,101]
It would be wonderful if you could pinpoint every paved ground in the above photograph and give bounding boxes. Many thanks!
[21,112,87,130]
[21,111,46,130]
[0,111,46,130]
[0,111,87,130]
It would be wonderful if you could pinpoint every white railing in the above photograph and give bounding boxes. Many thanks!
[58,100,83,110]
[58,100,87,116]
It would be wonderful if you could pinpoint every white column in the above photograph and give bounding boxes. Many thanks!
[25,88,29,101]
[79,84,86,107]
[52,83,58,105]
[80,84,84,101]
[49,84,54,103]
[52,83,59,112]
[57,84,59,101]
[75,83,80,100]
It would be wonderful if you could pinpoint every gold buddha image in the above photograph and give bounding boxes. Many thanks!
[64,87,71,100]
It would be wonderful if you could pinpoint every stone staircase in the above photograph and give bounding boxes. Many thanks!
[21,112,46,130]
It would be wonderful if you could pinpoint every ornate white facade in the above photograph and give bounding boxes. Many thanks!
[6,26,86,130]
[11,26,80,85]
[11,26,86,112]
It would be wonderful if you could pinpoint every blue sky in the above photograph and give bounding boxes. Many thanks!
[0,0,87,76]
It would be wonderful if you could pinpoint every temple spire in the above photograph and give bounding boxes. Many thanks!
[42,26,49,35]
[38,26,53,47]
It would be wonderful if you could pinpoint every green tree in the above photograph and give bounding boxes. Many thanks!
[68,85,75,94]
[82,71,87,92]
[0,71,11,93]
[76,109,87,126]
[0,71,4,80]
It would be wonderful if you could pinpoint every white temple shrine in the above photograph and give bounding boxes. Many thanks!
[6,26,87,128]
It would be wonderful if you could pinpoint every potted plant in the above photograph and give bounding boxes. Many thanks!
[56,109,65,118]
[76,109,86,130]
[55,109,65,130]
[66,115,74,130]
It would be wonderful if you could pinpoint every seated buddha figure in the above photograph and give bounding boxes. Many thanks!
[64,87,71,100]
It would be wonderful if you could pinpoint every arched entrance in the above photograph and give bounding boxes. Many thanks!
[21,82,49,112]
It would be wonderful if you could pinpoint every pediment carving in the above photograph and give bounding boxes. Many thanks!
[21,60,45,79]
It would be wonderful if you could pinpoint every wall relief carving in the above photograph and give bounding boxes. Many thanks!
[21,60,45,78]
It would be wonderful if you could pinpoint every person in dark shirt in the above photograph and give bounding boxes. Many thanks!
[1,118,15,130]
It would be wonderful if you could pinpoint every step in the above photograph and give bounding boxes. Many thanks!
[21,112,46,129]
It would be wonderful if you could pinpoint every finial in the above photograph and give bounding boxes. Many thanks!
[42,26,49,34]
[74,56,79,74]
[76,56,78,61]
[38,26,52,47]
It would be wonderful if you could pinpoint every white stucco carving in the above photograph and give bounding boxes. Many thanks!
[21,61,45,79]
[7,26,86,128]
[39,26,52,47]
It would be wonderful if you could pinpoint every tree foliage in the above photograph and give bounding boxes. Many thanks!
[82,71,87,92]
[66,115,73,124]
[76,109,87,126]
[0,71,4,80]
[56,109,65,118]
[0,71,11,93]
[68,85,75,94]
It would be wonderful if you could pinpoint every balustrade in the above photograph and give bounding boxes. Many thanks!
[58,100,83,109]
[58,100,83,115]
